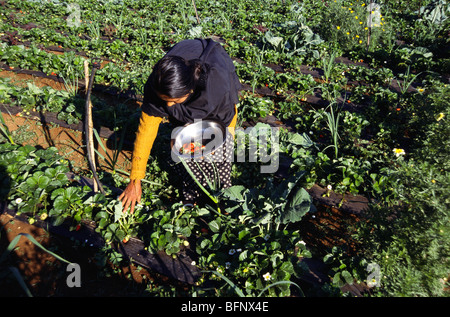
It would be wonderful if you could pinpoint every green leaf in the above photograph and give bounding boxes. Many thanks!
[252,211,272,225]
[51,188,65,200]
[114,204,123,222]
[53,196,70,212]
[264,31,284,49]
[52,215,65,227]
[74,211,82,222]
[239,250,248,261]
[285,132,314,148]
[179,226,192,237]
[115,229,126,241]
[342,177,351,186]
[64,186,81,201]
[238,229,250,241]
[197,208,210,216]
[222,185,247,201]
[341,270,354,284]
[280,260,295,276]
[165,231,177,244]
[200,238,211,249]
[98,217,109,229]
[270,251,284,267]
[209,220,220,233]
[83,193,106,205]
[280,187,315,224]
[26,173,50,190]
[271,241,281,250]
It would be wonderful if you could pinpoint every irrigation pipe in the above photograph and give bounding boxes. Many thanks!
[84,59,105,194]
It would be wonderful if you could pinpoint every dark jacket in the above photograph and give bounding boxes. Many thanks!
[141,38,242,126]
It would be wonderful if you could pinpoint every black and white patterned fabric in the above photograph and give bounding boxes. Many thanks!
[170,131,234,203]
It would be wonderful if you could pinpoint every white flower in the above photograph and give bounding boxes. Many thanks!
[263,272,272,281]
[327,185,332,191]
[367,278,379,288]
[225,262,231,269]
[297,240,306,246]
[191,261,196,266]
[15,198,23,204]
[393,148,405,157]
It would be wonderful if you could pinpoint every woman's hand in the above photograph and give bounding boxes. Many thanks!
[118,179,142,214]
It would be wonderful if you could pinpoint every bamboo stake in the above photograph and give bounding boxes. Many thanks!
[191,0,200,24]
[84,60,101,193]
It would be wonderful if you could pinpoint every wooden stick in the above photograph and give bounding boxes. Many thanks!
[191,0,200,24]
[84,59,98,192]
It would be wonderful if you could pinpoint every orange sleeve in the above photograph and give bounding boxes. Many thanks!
[129,112,162,180]
[227,104,238,138]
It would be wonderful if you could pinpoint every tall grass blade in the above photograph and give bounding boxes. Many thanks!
[0,233,72,297]
[180,159,219,205]
[204,270,246,297]
[0,110,14,144]
[257,280,305,297]
[0,233,72,264]
[8,266,33,297]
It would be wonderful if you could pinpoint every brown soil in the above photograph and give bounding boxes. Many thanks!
[2,110,132,172]
[0,69,134,173]
[299,205,361,257]
[0,69,67,90]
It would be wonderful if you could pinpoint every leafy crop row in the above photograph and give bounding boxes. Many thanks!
[0,0,448,297]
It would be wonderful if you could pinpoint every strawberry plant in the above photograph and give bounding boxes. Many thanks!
[238,92,275,123]
[94,198,150,244]
[0,0,448,298]
[49,186,97,226]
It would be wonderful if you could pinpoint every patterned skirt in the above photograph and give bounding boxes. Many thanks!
[170,131,234,203]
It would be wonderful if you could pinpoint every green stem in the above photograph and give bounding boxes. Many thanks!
[180,160,220,212]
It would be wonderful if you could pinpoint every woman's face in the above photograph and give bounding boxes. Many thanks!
[157,92,190,107]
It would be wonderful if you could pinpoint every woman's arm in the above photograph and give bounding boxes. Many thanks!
[119,112,162,213]
[129,112,162,180]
